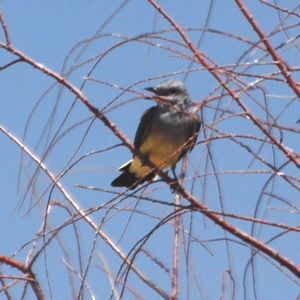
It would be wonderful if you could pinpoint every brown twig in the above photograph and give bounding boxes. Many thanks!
[0,254,45,300]
[0,11,11,45]
[171,194,181,300]
[235,0,300,98]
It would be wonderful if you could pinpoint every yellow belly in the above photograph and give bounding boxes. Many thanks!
[129,130,183,178]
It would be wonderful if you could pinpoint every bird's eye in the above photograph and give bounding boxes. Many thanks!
[169,87,177,94]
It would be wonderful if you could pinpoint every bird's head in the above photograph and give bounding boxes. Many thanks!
[144,79,190,107]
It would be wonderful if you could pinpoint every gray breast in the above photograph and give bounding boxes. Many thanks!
[155,108,193,141]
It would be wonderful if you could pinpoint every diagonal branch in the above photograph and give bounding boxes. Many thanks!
[235,0,300,98]
[0,254,45,300]
[0,126,169,299]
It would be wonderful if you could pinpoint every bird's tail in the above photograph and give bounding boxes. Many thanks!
[111,161,154,189]
[111,171,138,189]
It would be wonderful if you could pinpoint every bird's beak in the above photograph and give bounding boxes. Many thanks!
[144,87,171,105]
[144,87,157,94]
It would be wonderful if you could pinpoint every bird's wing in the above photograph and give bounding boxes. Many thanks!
[134,106,158,149]
[177,112,201,162]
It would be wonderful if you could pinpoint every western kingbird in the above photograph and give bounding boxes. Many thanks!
[111,79,201,190]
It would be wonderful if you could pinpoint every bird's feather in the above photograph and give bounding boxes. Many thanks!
[134,106,158,149]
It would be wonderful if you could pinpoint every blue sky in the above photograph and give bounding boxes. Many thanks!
[1,1,300,299]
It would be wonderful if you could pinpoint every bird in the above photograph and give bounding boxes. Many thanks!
[111,79,201,190]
